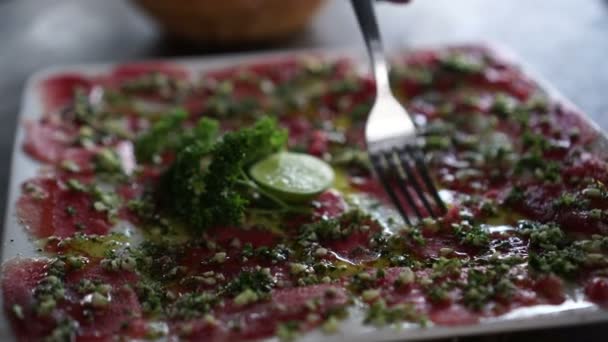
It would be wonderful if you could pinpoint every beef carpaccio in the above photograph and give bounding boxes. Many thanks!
[3,46,608,341]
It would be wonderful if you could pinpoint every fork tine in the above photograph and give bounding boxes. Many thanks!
[370,153,412,226]
[384,149,425,221]
[406,146,447,215]
[396,147,437,218]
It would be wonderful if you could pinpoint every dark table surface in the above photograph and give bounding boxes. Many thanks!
[1,0,607,340]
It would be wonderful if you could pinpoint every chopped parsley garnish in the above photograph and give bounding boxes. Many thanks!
[169,292,218,319]
[364,299,425,327]
[298,210,373,245]
[462,267,514,310]
[453,222,490,249]
[528,246,587,278]
[438,52,484,74]
[94,148,123,174]
[514,152,561,182]
[222,270,275,299]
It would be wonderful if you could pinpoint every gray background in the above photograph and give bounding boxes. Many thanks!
[0,0,607,340]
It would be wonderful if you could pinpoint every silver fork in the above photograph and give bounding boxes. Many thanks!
[351,0,446,225]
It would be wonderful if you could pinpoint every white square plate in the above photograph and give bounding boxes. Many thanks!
[2,46,608,341]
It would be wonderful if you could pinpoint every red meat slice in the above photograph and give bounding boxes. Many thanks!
[307,130,328,157]
[552,105,598,145]
[532,275,566,305]
[203,58,301,84]
[2,258,57,341]
[180,284,349,341]
[40,74,93,113]
[348,175,390,202]
[17,177,112,238]
[508,179,608,235]
[313,190,346,219]
[282,116,311,148]
[24,117,136,174]
[585,277,608,307]
[23,120,78,164]
[108,62,189,86]
[563,151,608,185]
[2,258,142,341]
[64,264,142,340]
[429,304,480,326]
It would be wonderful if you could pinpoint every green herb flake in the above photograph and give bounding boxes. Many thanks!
[11,304,24,320]
[94,148,123,174]
[439,53,484,74]
[364,299,424,327]
[276,321,300,341]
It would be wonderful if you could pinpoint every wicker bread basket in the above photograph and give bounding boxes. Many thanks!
[132,0,326,45]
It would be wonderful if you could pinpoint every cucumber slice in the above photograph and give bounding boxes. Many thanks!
[250,152,334,203]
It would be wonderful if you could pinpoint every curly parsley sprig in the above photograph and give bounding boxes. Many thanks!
[159,116,309,232]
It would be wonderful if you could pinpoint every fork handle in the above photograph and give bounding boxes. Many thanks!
[351,0,391,96]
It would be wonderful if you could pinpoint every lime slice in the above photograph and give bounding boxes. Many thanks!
[250,152,334,203]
